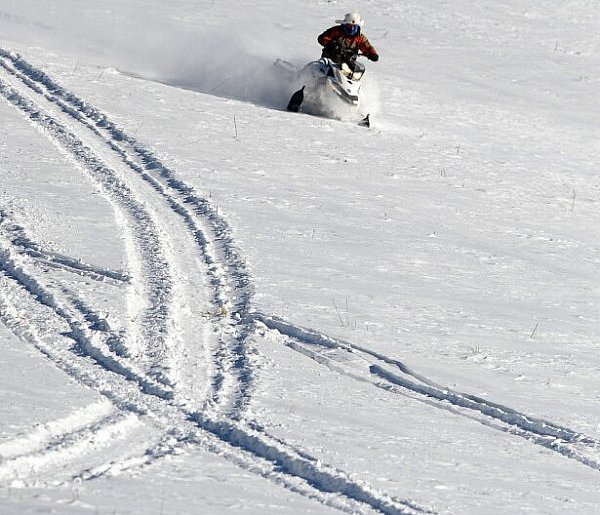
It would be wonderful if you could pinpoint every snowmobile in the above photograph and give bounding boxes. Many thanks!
[281,54,372,127]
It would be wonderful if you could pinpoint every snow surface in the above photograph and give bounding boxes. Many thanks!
[1,1,600,513]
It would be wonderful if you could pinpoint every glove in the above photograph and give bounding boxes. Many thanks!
[368,54,379,62]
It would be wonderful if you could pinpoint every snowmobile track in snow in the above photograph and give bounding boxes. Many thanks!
[254,313,600,473]
[0,49,430,515]
[0,49,253,412]
[0,213,130,285]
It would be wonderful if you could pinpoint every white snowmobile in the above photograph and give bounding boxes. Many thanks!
[282,54,371,127]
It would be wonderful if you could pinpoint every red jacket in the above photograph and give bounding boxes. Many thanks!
[317,26,379,60]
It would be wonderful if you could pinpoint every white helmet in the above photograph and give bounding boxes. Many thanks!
[336,12,365,27]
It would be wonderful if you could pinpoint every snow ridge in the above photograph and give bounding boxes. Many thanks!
[0,411,140,485]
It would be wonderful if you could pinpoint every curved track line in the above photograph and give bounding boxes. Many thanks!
[0,75,176,387]
[0,244,173,400]
[0,50,252,417]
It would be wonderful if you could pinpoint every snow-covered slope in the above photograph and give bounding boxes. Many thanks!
[1,1,599,514]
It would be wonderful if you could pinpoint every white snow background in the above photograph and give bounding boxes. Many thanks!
[1,1,600,513]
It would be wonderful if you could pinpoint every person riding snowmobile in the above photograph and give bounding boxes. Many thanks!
[317,12,379,72]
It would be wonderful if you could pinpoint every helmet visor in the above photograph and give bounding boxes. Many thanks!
[342,23,360,36]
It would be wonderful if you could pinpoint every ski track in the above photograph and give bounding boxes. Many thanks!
[0,49,429,515]
[252,313,600,473]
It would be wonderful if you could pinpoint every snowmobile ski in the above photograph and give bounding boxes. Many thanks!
[287,86,305,112]
[358,114,370,128]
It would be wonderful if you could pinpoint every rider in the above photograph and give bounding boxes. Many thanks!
[317,13,379,72]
